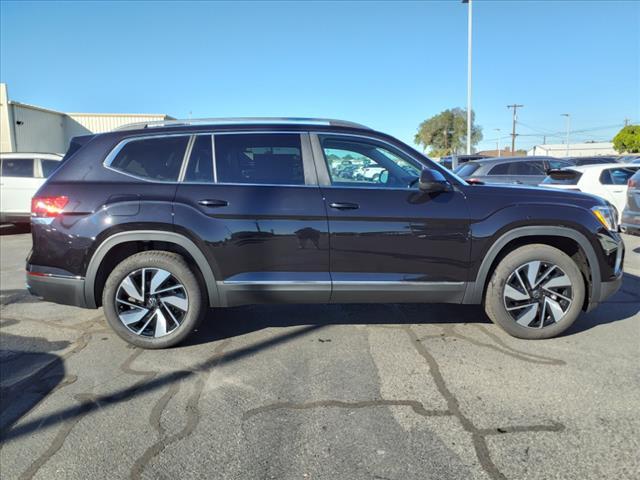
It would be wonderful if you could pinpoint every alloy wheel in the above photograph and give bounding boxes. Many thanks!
[115,268,188,338]
[503,261,573,329]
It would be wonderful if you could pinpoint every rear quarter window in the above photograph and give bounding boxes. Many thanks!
[108,136,190,181]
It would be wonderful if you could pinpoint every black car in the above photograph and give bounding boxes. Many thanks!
[567,156,620,166]
[27,118,624,348]
[454,156,573,185]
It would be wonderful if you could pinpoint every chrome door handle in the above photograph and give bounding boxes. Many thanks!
[198,199,228,207]
[329,202,359,210]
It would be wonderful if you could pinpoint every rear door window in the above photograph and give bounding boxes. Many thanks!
[489,161,545,175]
[1,158,34,177]
[600,167,638,185]
[184,135,214,183]
[108,136,189,181]
[214,133,304,185]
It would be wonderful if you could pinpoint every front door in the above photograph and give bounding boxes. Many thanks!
[311,133,471,304]
[174,132,330,306]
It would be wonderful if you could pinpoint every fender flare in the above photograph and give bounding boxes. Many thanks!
[462,226,601,307]
[84,230,219,308]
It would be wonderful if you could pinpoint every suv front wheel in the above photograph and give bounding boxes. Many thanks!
[485,244,585,339]
[102,251,204,348]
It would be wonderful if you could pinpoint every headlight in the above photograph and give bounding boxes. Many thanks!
[591,205,617,231]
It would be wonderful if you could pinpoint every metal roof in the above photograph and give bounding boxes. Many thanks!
[112,117,371,132]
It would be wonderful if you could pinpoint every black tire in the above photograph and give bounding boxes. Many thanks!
[102,250,205,349]
[484,244,585,339]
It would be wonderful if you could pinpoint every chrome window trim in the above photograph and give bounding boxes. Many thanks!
[103,133,193,184]
[211,134,217,183]
[177,135,196,182]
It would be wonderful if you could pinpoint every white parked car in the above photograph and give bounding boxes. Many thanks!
[0,152,63,224]
[540,163,640,225]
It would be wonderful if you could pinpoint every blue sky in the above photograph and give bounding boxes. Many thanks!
[1,0,638,152]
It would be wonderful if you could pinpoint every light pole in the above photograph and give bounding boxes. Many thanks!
[494,128,502,156]
[561,113,571,158]
[463,0,472,155]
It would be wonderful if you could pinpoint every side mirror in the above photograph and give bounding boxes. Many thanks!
[418,168,452,193]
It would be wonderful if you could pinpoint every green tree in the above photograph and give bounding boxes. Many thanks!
[612,125,640,153]
[414,108,483,156]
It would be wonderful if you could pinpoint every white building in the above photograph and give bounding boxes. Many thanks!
[527,142,617,158]
[0,84,173,154]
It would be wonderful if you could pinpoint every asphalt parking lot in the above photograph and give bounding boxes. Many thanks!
[1,229,638,480]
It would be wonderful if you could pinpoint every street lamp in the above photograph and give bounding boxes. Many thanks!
[561,113,571,158]
[463,0,472,155]
[494,128,502,156]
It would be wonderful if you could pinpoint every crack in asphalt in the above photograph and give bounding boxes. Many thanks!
[129,339,232,480]
[400,323,565,480]
[243,318,565,480]
[13,347,157,479]
[418,324,566,366]
[243,399,451,421]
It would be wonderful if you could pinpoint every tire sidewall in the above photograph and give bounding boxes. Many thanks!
[102,252,203,349]
[485,245,585,339]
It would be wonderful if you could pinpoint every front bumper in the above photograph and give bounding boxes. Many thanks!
[597,274,623,303]
[26,272,89,308]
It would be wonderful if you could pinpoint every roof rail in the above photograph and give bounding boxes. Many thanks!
[112,117,371,132]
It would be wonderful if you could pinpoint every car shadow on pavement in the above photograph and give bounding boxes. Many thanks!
[0,332,69,434]
[183,302,490,346]
[565,272,640,335]
[187,272,640,345]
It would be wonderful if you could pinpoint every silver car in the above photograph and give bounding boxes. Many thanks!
[454,156,572,186]
[621,169,640,235]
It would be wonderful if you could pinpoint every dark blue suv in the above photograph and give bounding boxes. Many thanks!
[27,118,624,348]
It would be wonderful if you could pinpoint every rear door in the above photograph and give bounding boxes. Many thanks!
[173,132,330,306]
[485,160,547,185]
[311,132,470,304]
[0,157,39,215]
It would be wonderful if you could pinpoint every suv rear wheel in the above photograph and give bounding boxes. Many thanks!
[485,244,585,339]
[102,251,204,348]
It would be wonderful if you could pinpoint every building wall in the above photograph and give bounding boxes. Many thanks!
[66,113,169,136]
[0,84,15,152]
[527,143,617,157]
[12,104,67,154]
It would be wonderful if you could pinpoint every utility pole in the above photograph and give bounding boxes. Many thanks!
[507,104,523,153]
[463,0,472,155]
[561,113,571,158]
[624,118,630,127]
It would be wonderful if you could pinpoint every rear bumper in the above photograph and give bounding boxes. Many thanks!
[26,272,90,308]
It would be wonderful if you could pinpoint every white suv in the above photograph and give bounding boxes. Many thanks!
[0,152,63,224]
[540,163,640,226]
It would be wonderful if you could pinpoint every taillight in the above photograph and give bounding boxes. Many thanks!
[31,196,69,217]
[629,178,637,188]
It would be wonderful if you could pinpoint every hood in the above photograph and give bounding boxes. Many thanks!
[464,183,607,209]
